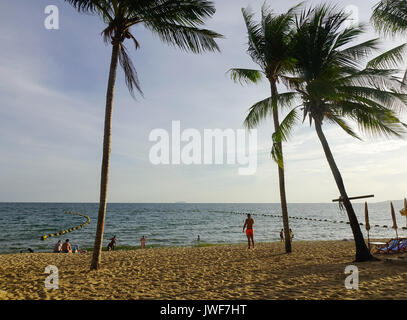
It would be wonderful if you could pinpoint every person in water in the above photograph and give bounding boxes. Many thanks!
[243,214,254,249]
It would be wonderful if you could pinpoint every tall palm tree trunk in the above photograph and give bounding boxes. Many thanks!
[90,41,120,270]
[314,119,374,262]
[271,83,292,253]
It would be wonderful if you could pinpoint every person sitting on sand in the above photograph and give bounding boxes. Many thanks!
[243,214,254,249]
[72,243,80,253]
[140,235,146,249]
[53,240,62,253]
[107,235,117,251]
[280,229,284,242]
[61,239,72,253]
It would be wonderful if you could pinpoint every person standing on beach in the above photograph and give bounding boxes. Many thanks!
[280,229,284,242]
[243,214,254,249]
[140,236,146,249]
[289,229,294,241]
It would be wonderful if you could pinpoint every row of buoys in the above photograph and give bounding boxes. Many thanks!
[40,211,91,241]
[208,210,407,230]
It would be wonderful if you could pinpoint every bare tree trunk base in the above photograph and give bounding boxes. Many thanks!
[354,254,379,262]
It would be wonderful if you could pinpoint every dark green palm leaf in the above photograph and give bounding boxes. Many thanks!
[244,92,299,130]
[228,68,263,85]
[371,0,407,36]
[367,43,407,69]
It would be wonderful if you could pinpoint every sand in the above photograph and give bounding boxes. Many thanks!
[0,240,406,300]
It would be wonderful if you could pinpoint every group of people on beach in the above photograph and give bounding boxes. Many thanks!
[51,235,148,253]
[50,214,288,252]
[53,239,83,253]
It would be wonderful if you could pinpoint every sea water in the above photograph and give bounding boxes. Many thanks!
[0,201,405,253]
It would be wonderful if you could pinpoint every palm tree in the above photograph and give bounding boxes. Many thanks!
[276,4,407,261]
[64,0,222,270]
[229,3,301,254]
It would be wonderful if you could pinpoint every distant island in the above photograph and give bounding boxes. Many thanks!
[175,201,187,203]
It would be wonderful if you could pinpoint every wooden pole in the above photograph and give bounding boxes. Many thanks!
[332,194,374,202]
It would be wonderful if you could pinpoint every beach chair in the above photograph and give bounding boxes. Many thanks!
[397,238,407,252]
[375,239,400,254]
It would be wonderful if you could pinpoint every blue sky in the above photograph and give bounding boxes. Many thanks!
[0,0,406,203]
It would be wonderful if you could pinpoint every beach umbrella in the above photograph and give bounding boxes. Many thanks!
[364,202,371,251]
[390,202,399,251]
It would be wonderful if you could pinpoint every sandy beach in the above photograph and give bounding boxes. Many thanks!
[0,240,406,300]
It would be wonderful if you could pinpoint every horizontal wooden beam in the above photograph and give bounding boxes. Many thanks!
[332,194,374,202]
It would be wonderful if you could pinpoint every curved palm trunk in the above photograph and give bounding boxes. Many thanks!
[271,83,292,254]
[90,42,120,270]
[314,119,374,262]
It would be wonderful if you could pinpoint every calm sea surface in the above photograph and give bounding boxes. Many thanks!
[0,202,405,253]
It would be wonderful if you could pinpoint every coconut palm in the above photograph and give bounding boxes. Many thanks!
[229,3,302,254]
[64,0,222,270]
[276,4,407,261]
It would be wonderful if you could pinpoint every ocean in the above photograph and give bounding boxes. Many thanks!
[0,201,405,254]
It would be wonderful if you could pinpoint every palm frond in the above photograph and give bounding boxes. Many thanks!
[340,38,380,62]
[228,68,263,85]
[325,114,361,140]
[128,0,217,27]
[371,0,407,36]
[118,44,143,98]
[241,6,266,69]
[64,0,114,21]
[244,92,299,130]
[272,107,301,143]
[367,43,407,69]
[270,139,284,169]
[144,21,222,53]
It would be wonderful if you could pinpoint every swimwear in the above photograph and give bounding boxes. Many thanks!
[246,229,254,237]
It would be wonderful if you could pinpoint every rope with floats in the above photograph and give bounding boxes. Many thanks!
[40,211,90,241]
[208,209,407,230]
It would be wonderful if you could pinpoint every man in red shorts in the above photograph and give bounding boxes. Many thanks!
[243,214,254,249]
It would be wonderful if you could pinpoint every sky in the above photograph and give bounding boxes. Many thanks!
[0,0,406,203]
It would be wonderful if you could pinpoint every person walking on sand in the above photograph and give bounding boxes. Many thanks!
[140,235,146,249]
[243,214,254,249]
[280,229,284,242]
